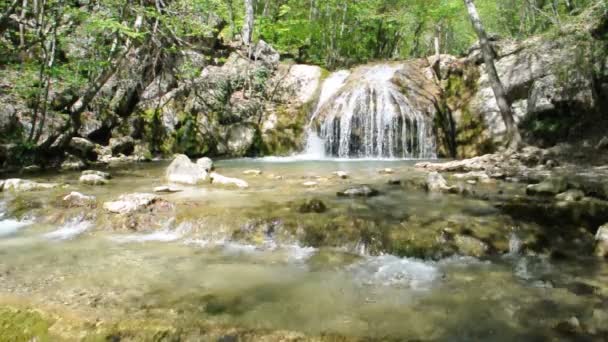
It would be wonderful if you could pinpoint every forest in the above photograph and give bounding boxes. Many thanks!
[2,0,608,341]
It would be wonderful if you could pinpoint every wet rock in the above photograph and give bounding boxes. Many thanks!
[453,171,492,183]
[60,155,86,171]
[153,186,182,193]
[332,171,349,179]
[387,178,402,185]
[526,178,568,196]
[454,234,489,257]
[165,154,208,185]
[298,199,327,214]
[554,317,582,336]
[243,169,262,176]
[378,168,394,175]
[63,192,96,207]
[209,172,248,188]
[109,136,135,156]
[1,179,59,192]
[226,123,256,157]
[565,282,599,296]
[556,189,585,202]
[196,157,213,172]
[22,165,41,173]
[595,224,608,258]
[425,172,455,193]
[79,174,108,186]
[302,181,318,187]
[82,170,111,179]
[103,193,161,214]
[337,185,379,198]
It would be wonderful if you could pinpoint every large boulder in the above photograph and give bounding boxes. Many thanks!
[595,224,608,258]
[226,123,257,157]
[165,154,209,185]
[69,137,97,161]
[63,192,96,207]
[110,136,135,156]
[252,40,280,68]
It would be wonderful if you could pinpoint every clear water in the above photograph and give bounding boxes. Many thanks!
[0,160,606,340]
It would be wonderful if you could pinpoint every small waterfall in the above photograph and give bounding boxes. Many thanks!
[312,64,437,159]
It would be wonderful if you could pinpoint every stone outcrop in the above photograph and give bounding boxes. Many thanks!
[165,155,209,185]
[103,193,163,214]
[0,179,59,192]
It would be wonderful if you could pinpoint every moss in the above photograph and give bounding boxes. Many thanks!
[0,307,54,342]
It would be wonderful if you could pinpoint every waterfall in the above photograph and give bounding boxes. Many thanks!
[311,64,437,159]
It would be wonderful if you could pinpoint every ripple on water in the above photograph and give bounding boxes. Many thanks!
[350,255,441,289]
[43,218,92,241]
[110,222,192,243]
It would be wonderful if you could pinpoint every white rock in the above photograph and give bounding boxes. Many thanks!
[332,171,349,179]
[453,171,492,183]
[103,193,159,214]
[166,154,208,185]
[426,172,454,193]
[79,174,108,186]
[82,170,111,179]
[63,192,96,207]
[378,168,394,174]
[154,186,182,193]
[1,179,59,192]
[243,169,263,176]
[302,181,318,187]
[196,157,214,172]
[209,172,249,189]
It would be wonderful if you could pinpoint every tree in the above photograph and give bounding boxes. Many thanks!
[463,0,521,148]
[242,0,255,46]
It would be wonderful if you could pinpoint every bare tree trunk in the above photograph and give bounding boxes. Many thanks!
[464,0,521,149]
[242,0,254,46]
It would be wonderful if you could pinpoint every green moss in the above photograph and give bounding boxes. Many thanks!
[0,307,54,342]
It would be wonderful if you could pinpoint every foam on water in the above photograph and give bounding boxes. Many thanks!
[44,219,92,241]
[185,237,316,262]
[350,255,441,289]
[111,222,192,244]
[0,218,32,238]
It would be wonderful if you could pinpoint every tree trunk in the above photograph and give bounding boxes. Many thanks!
[242,0,254,46]
[463,0,521,149]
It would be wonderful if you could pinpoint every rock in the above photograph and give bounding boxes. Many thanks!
[337,185,379,198]
[526,178,568,196]
[22,165,41,173]
[453,171,492,183]
[1,179,59,192]
[425,172,455,193]
[79,174,108,186]
[454,235,489,257]
[332,171,349,179]
[165,154,208,185]
[302,181,318,187]
[595,224,608,258]
[554,317,582,335]
[378,168,394,174]
[556,190,585,202]
[243,169,263,176]
[103,193,161,214]
[279,64,323,103]
[252,39,280,67]
[298,199,327,214]
[209,172,249,188]
[69,137,97,160]
[196,157,213,172]
[109,136,135,156]
[61,157,86,171]
[226,123,257,157]
[0,180,4,191]
[387,179,402,185]
[82,170,111,179]
[596,137,608,150]
[63,192,96,207]
[153,186,182,193]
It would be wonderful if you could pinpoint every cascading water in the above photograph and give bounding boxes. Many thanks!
[310,64,437,159]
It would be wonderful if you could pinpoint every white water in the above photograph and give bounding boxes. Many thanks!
[307,64,436,159]
[351,255,440,289]
[44,218,92,241]
[0,218,32,237]
[110,221,192,243]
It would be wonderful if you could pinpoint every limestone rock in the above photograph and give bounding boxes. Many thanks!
[196,157,214,172]
[454,235,489,257]
[337,185,379,198]
[332,171,349,179]
[110,136,135,156]
[226,123,257,157]
[526,178,568,196]
[209,172,249,188]
[63,192,96,207]
[82,170,111,179]
[103,193,161,214]
[252,40,280,68]
[556,190,585,202]
[165,154,208,185]
[1,179,59,192]
[69,137,97,160]
[425,172,455,193]
[595,224,608,258]
[79,174,108,186]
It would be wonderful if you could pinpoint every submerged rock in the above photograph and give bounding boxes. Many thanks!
[302,181,318,187]
[337,185,379,198]
[332,171,349,179]
[243,169,263,176]
[165,154,209,185]
[82,170,111,179]
[63,192,96,207]
[378,168,394,175]
[298,199,327,214]
[103,193,162,214]
[153,186,182,193]
[1,179,59,192]
[425,172,455,193]
[454,235,489,257]
[595,224,608,258]
[209,172,249,188]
